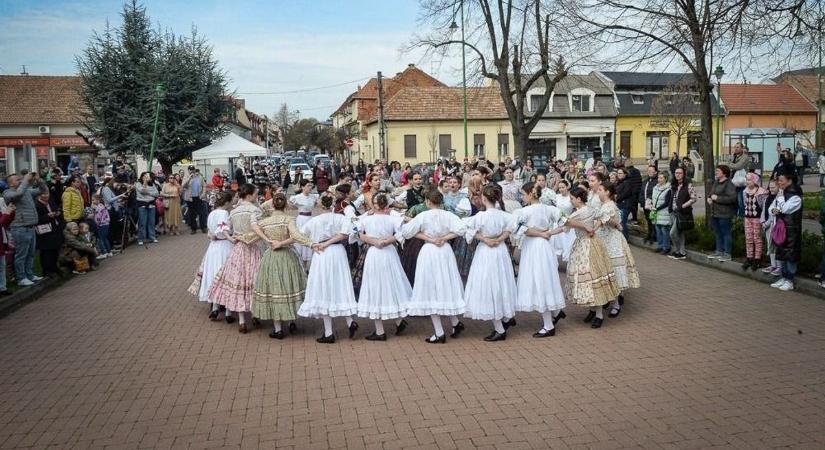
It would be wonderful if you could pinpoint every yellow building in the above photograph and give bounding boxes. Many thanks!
[597,72,722,164]
[361,86,514,164]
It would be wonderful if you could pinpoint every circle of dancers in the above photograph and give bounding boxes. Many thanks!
[189,168,640,344]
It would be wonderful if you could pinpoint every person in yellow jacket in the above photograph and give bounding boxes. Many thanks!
[62,176,85,222]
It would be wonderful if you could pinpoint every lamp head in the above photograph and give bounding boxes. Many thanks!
[713,65,725,82]
[449,20,459,33]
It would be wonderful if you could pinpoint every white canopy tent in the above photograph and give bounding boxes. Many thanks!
[186,132,268,179]
[191,132,267,161]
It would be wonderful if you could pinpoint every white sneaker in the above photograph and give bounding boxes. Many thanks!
[778,280,794,291]
[770,279,786,288]
[151,239,159,243]
[707,252,721,259]
[137,241,144,246]
[17,279,34,287]
[97,254,108,260]
[30,275,44,282]
[106,252,114,257]
[819,281,825,289]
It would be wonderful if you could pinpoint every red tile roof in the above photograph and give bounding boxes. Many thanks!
[720,83,816,113]
[0,75,86,124]
[347,65,445,121]
[365,86,508,123]
[776,74,823,103]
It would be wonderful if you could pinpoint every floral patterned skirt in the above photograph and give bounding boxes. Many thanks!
[565,236,620,308]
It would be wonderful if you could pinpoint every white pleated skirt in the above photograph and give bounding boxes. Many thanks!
[197,240,234,302]
[463,242,516,320]
[293,214,313,262]
[406,243,466,316]
[516,236,566,312]
[357,245,412,319]
[298,244,357,318]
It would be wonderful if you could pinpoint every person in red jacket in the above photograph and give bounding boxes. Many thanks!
[211,168,224,191]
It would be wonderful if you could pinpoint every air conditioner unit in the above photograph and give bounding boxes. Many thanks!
[38,125,51,134]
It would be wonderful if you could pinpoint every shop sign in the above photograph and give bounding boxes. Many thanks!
[49,136,88,146]
[35,147,50,157]
[0,138,49,146]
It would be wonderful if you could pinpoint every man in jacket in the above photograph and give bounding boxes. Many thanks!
[638,165,658,244]
[706,165,739,262]
[614,168,634,239]
[62,176,85,223]
[625,162,643,222]
[3,171,48,286]
[183,169,207,234]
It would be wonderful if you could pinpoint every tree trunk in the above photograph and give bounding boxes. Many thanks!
[160,160,174,176]
[699,83,715,226]
[514,128,530,162]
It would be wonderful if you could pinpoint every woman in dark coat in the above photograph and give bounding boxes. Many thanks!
[313,161,330,193]
[35,191,65,277]
[770,170,803,291]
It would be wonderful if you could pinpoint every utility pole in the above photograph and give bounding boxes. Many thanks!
[461,0,468,159]
[377,71,386,161]
[817,12,822,150]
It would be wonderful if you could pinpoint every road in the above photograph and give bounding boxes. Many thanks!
[1,233,824,449]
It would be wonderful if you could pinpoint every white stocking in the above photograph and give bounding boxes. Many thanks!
[322,316,333,337]
[541,311,555,331]
[395,318,404,326]
[211,303,220,312]
[238,312,246,325]
[430,315,445,337]
[595,308,604,320]
[374,319,385,336]
[493,320,505,334]
[273,320,282,332]
[448,315,459,327]
[345,316,354,327]
[611,299,621,310]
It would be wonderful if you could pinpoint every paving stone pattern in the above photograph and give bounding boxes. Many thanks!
[1,233,824,449]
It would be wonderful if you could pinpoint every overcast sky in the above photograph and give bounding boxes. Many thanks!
[0,0,469,120]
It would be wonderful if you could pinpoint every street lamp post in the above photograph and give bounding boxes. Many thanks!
[147,83,165,172]
[449,1,468,159]
[713,65,725,167]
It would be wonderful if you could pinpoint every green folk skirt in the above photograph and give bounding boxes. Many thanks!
[252,248,307,321]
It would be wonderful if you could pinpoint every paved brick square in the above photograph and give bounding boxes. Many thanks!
[1,233,824,449]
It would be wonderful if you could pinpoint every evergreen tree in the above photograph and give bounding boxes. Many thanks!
[76,0,232,174]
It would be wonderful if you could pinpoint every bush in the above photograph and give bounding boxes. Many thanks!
[802,192,820,212]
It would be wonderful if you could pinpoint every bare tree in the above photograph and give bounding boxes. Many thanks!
[428,125,440,162]
[649,82,702,158]
[558,0,766,221]
[411,0,567,160]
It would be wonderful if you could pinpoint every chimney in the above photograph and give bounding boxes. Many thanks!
[396,73,402,77]
[408,63,415,68]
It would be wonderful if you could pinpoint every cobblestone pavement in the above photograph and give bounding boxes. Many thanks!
[1,233,824,449]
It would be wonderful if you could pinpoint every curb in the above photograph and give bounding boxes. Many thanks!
[627,235,825,301]
[0,276,66,319]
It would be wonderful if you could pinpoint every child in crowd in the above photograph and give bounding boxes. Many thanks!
[92,194,112,259]
[61,222,97,274]
[78,222,97,254]
[742,173,767,271]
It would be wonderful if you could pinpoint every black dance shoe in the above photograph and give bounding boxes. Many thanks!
[424,334,447,344]
[583,311,596,323]
[483,331,506,342]
[365,332,387,341]
[502,318,517,330]
[484,330,497,340]
[591,318,604,329]
[225,315,236,324]
[450,321,465,338]
[269,330,285,339]
[618,294,625,306]
[208,310,219,321]
[349,321,359,339]
[552,310,566,325]
[532,328,555,338]
[608,308,621,318]
[316,334,336,344]
[395,319,409,336]
[251,317,261,328]
[288,322,297,334]
[238,324,248,334]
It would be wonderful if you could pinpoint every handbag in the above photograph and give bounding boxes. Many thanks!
[35,223,53,235]
[676,211,694,232]
[73,256,90,272]
[732,169,747,187]
[155,197,166,215]
[771,216,787,246]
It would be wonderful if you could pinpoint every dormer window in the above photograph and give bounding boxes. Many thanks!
[530,95,544,113]
[631,94,644,104]
[572,94,590,112]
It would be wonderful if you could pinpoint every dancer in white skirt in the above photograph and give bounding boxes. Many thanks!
[288,179,319,268]
[513,182,567,338]
[551,180,576,261]
[356,193,412,341]
[298,195,359,343]
[398,189,467,344]
[462,185,517,342]
[187,192,235,320]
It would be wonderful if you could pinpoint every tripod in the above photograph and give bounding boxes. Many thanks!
[118,212,141,253]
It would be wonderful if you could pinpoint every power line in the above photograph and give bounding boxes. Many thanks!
[237,76,370,95]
